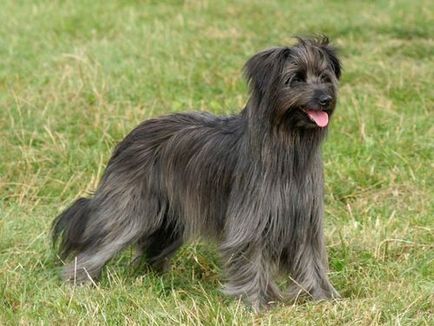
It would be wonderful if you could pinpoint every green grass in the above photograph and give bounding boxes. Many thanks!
[1,0,433,324]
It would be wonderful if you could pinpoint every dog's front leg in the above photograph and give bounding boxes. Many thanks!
[220,243,281,311]
[283,222,339,301]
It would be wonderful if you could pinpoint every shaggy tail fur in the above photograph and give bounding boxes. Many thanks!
[51,183,153,283]
[52,192,144,283]
[52,197,92,260]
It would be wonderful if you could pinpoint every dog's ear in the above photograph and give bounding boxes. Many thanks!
[244,47,290,95]
[312,36,342,80]
[321,44,341,80]
[295,36,342,80]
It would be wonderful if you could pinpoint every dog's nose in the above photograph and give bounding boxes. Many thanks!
[319,95,332,107]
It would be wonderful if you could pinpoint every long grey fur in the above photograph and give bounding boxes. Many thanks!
[52,36,341,311]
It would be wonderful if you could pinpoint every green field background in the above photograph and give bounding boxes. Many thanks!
[0,0,433,324]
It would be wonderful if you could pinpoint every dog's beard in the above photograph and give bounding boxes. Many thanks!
[275,86,337,131]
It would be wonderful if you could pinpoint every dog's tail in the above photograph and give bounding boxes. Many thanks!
[52,197,92,259]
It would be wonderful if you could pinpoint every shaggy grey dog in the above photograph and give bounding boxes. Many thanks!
[52,36,341,310]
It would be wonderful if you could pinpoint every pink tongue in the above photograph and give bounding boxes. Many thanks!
[306,110,329,127]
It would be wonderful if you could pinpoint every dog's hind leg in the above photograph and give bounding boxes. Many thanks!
[59,184,160,283]
[134,218,184,273]
[61,213,146,283]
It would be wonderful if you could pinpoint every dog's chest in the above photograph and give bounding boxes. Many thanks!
[272,156,323,221]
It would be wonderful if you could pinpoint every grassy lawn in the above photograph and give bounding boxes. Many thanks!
[1,0,433,324]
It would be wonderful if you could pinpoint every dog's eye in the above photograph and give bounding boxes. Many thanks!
[321,75,332,83]
[286,74,303,86]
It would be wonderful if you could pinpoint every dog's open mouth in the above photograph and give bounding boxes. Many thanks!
[304,109,329,128]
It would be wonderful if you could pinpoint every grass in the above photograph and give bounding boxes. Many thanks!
[0,0,433,324]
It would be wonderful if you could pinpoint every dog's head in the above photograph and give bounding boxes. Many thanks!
[244,36,341,130]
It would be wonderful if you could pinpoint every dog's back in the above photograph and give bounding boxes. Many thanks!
[106,112,243,235]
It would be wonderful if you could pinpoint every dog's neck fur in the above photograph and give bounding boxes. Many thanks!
[241,99,326,175]
[229,102,326,256]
